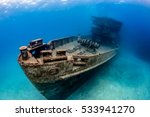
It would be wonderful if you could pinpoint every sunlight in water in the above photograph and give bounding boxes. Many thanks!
[0,0,47,6]
[0,0,149,10]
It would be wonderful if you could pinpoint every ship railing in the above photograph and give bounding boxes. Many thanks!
[48,36,77,49]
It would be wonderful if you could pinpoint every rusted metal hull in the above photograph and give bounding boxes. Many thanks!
[33,72,90,100]
[19,49,118,100]
[18,17,122,99]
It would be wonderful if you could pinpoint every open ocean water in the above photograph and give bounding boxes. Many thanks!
[0,0,150,100]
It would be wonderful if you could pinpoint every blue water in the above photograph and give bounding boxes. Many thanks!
[0,0,150,100]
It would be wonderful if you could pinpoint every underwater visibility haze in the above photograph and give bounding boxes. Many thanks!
[0,0,150,100]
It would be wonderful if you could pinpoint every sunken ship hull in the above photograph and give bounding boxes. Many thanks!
[19,45,117,99]
[18,17,122,99]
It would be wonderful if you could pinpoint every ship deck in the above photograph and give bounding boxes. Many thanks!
[18,37,117,66]
[56,40,114,55]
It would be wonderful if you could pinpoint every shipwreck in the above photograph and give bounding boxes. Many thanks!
[18,17,122,99]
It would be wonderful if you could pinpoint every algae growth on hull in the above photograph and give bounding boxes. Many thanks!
[0,0,150,100]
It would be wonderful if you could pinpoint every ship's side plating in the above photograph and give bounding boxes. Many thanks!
[19,48,117,84]
[18,42,117,99]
